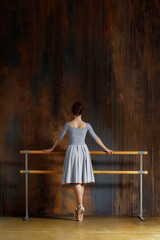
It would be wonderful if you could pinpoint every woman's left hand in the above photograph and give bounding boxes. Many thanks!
[43,148,53,154]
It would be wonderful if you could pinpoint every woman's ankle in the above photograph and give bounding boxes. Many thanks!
[76,203,83,207]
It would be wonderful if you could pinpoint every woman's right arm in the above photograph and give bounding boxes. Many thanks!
[88,123,114,154]
[95,138,114,154]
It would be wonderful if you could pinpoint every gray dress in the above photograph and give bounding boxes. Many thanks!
[58,122,99,184]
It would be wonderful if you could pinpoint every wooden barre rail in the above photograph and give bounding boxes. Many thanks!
[20,150,148,155]
[20,149,148,222]
[20,170,148,174]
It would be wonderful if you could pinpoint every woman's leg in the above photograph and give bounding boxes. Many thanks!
[73,183,85,221]
[81,183,85,202]
[73,183,85,205]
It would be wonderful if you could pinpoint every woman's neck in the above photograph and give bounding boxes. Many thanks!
[73,115,82,122]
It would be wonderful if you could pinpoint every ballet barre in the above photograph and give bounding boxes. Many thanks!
[20,150,148,221]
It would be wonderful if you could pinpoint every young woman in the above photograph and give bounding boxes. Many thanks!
[43,102,114,221]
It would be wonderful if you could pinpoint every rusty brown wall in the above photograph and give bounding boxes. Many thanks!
[0,0,159,217]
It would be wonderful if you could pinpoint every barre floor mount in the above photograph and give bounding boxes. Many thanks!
[20,150,148,221]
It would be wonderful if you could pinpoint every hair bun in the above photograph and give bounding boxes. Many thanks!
[71,102,84,116]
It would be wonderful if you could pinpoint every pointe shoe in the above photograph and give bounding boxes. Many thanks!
[76,204,85,221]
[74,205,85,221]
[74,208,78,220]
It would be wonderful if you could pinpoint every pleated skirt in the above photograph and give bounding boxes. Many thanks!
[61,144,95,184]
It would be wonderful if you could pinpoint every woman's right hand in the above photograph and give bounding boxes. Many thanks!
[104,149,114,154]
[43,148,53,154]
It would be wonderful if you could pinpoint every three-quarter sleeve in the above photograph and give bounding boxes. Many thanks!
[87,123,99,141]
[58,122,68,141]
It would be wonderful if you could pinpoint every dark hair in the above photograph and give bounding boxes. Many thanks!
[71,102,84,116]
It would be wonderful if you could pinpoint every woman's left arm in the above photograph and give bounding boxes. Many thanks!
[43,122,68,154]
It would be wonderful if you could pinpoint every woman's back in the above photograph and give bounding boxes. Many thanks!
[58,122,99,145]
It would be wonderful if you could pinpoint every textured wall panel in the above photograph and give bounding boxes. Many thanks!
[0,0,159,217]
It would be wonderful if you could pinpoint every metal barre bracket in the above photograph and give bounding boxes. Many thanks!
[138,151,145,154]
[138,171,147,174]
[22,150,30,154]
[22,170,30,174]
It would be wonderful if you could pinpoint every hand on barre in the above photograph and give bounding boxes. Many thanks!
[104,149,114,154]
[43,138,61,154]
[43,148,54,154]
[94,138,114,154]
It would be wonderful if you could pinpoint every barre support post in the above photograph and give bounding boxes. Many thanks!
[23,152,29,221]
[138,153,145,221]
